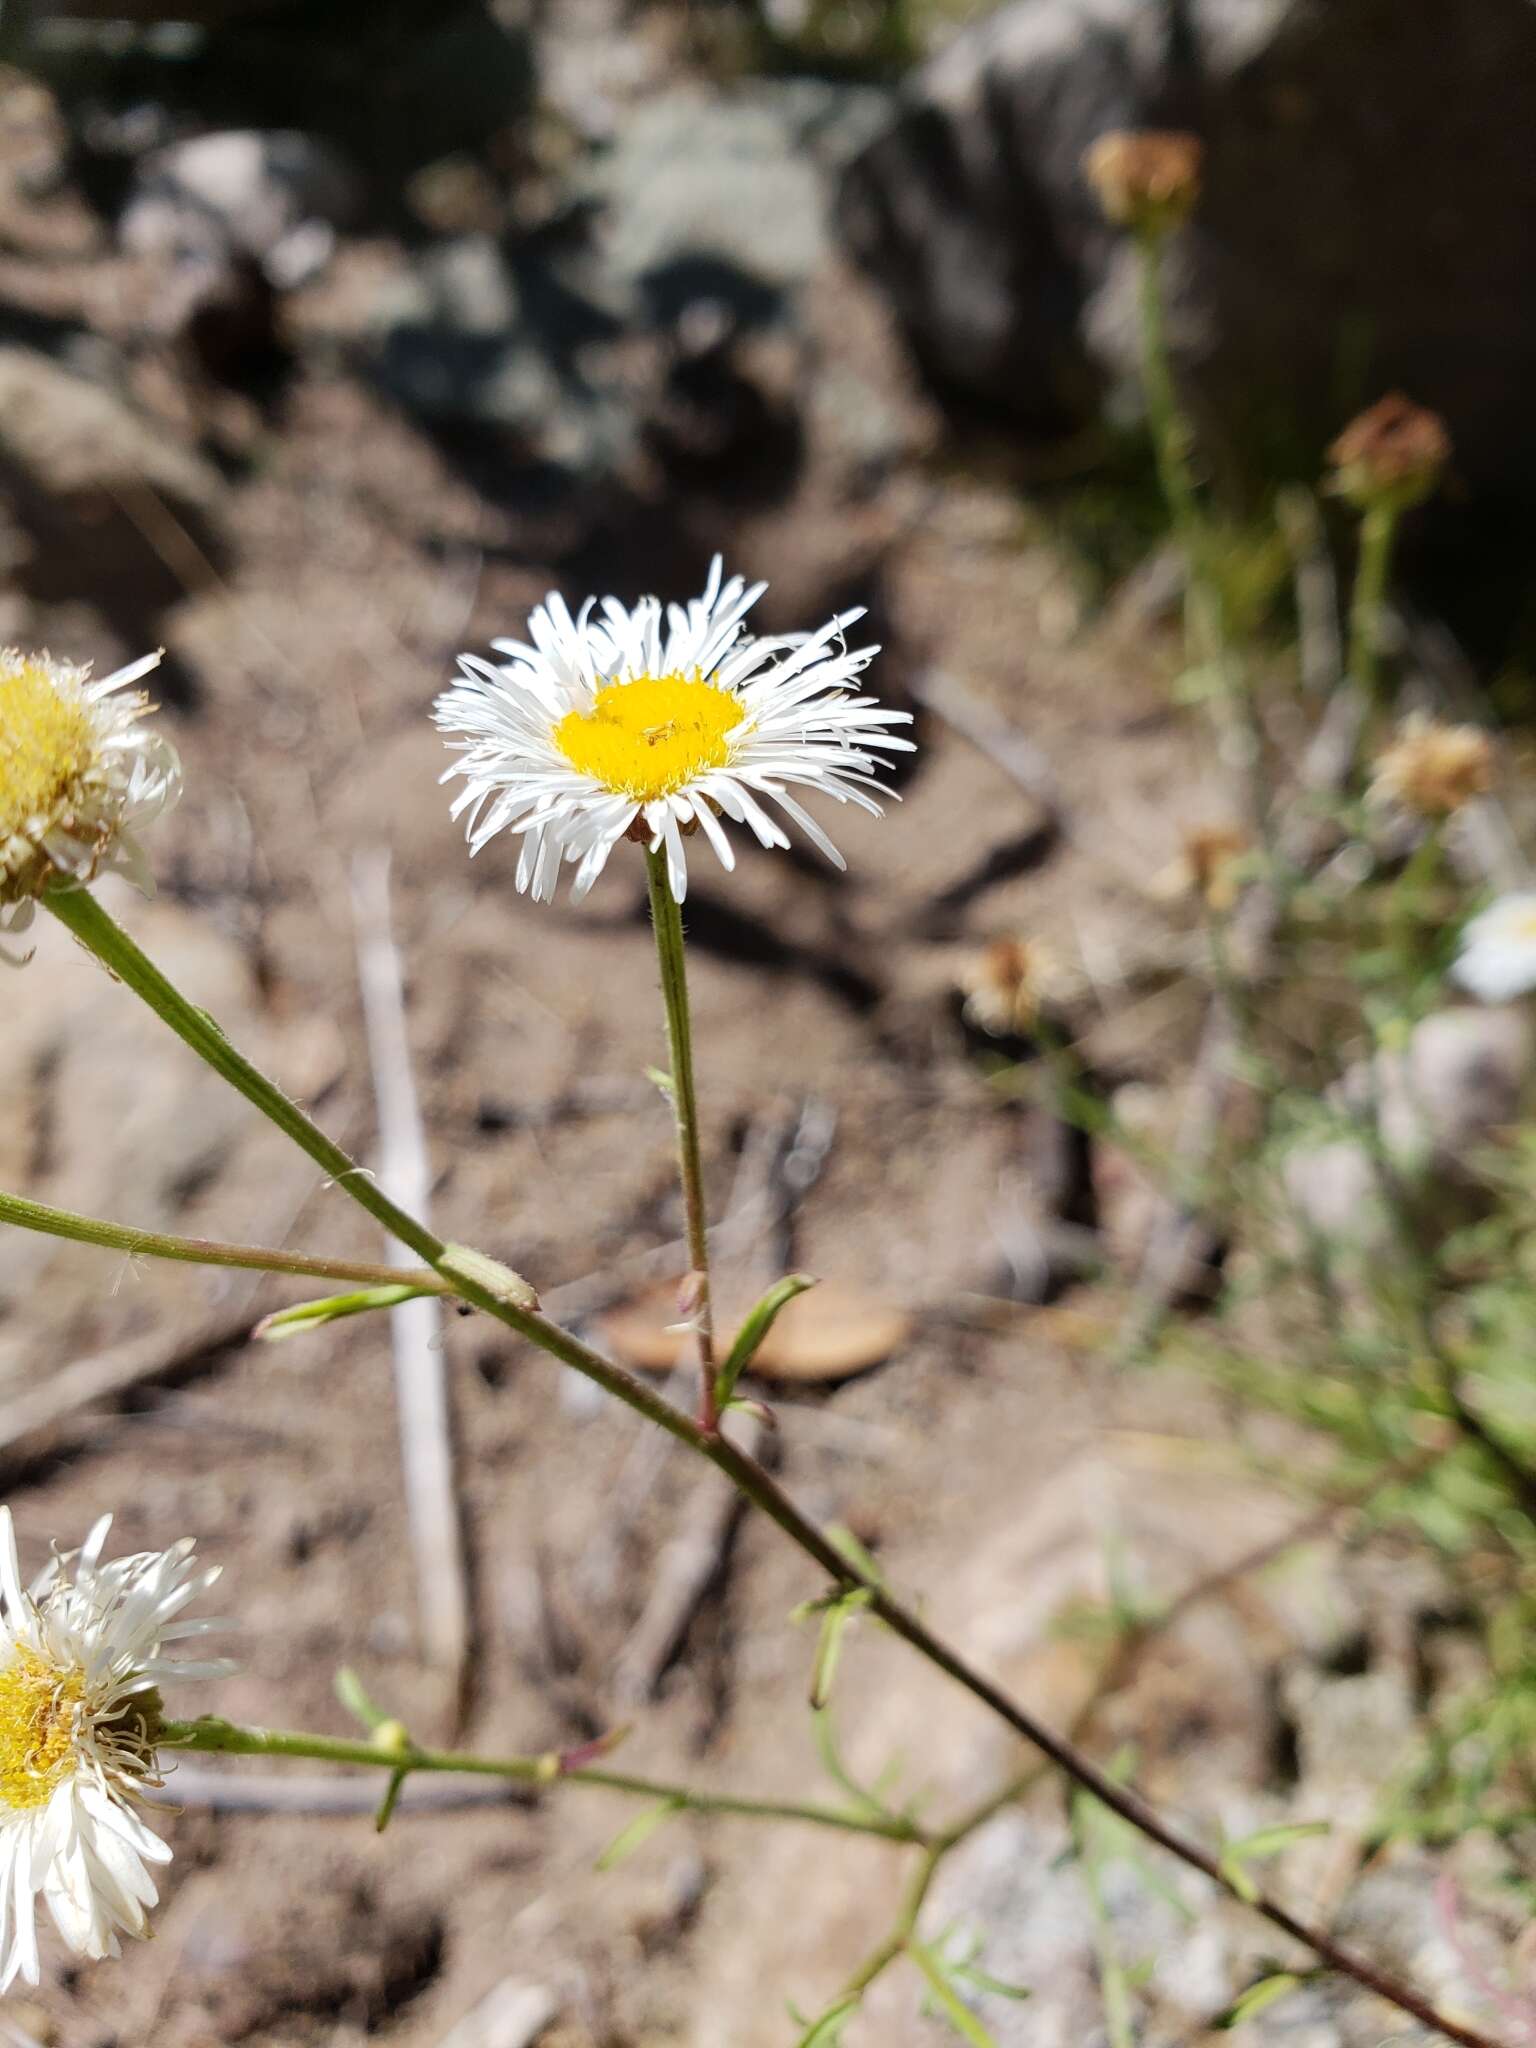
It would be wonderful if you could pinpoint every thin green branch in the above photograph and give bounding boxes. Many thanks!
[163,1717,922,1842]
[0,1188,447,1294]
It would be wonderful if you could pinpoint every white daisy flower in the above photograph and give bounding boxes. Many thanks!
[433,557,914,903]
[0,648,180,965]
[1452,892,1536,1003]
[0,1507,229,1987]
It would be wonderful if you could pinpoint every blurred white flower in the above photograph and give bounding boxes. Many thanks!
[0,649,179,964]
[1452,892,1536,1003]
[0,1508,229,1987]
[433,557,913,904]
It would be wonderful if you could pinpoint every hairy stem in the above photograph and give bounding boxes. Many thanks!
[645,847,718,1428]
[0,1188,446,1293]
[162,1718,922,1842]
[53,883,1506,2048]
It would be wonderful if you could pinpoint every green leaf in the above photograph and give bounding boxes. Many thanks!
[714,1273,817,1410]
[1220,1821,1330,1899]
[334,1666,389,1731]
[908,1942,1001,2048]
[645,1064,675,1099]
[1218,1974,1304,2028]
[254,1283,430,1341]
[794,1998,860,2046]
[825,1523,887,1589]
[811,1588,873,1710]
[812,1706,894,1823]
[595,1797,682,1871]
[952,1962,1031,2002]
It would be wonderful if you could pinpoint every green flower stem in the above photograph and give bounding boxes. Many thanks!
[162,1717,920,1843]
[645,847,718,1430]
[0,1188,447,1294]
[46,885,451,1270]
[1347,500,1401,703]
[1134,233,1270,843]
[47,885,1502,2048]
[1135,231,1205,560]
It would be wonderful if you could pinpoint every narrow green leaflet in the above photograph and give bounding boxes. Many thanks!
[1218,1973,1305,2028]
[825,1522,888,1589]
[908,1942,1001,2048]
[1219,1822,1330,1901]
[715,1273,817,1410]
[254,1283,431,1341]
[811,1706,895,1823]
[595,1797,682,1871]
[334,1666,390,1731]
[811,1587,873,1710]
[951,1962,1030,2002]
[793,1997,860,2046]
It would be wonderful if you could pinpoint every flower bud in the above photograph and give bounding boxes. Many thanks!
[1326,394,1450,514]
[1153,825,1253,913]
[1082,130,1203,236]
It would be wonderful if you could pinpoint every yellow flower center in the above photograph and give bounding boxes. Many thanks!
[0,661,93,845]
[0,1645,84,1810]
[553,674,743,802]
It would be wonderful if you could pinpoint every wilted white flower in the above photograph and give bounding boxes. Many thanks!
[433,557,913,903]
[0,1508,228,1987]
[0,649,179,964]
[1452,892,1536,1003]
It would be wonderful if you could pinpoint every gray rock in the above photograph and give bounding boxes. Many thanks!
[120,128,360,287]
[839,0,1536,486]
[365,82,886,502]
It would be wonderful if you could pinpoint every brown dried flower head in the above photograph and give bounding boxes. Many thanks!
[1154,824,1252,913]
[960,937,1064,1039]
[1370,713,1494,819]
[1082,130,1203,235]
[1327,394,1450,513]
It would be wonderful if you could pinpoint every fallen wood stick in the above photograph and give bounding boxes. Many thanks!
[351,850,470,1696]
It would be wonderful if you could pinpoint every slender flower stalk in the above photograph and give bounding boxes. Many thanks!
[646,845,717,1428]
[1347,501,1400,703]
[164,1716,921,1843]
[0,1188,448,1294]
[1126,206,1269,841]
[40,893,1505,2047]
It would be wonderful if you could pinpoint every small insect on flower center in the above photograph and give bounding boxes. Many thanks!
[554,674,745,802]
[0,661,93,844]
[0,1646,85,1810]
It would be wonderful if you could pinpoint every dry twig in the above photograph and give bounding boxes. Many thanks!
[351,850,470,1692]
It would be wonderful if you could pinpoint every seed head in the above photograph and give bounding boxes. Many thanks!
[1083,130,1203,236]
[1370,714,1493,819]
